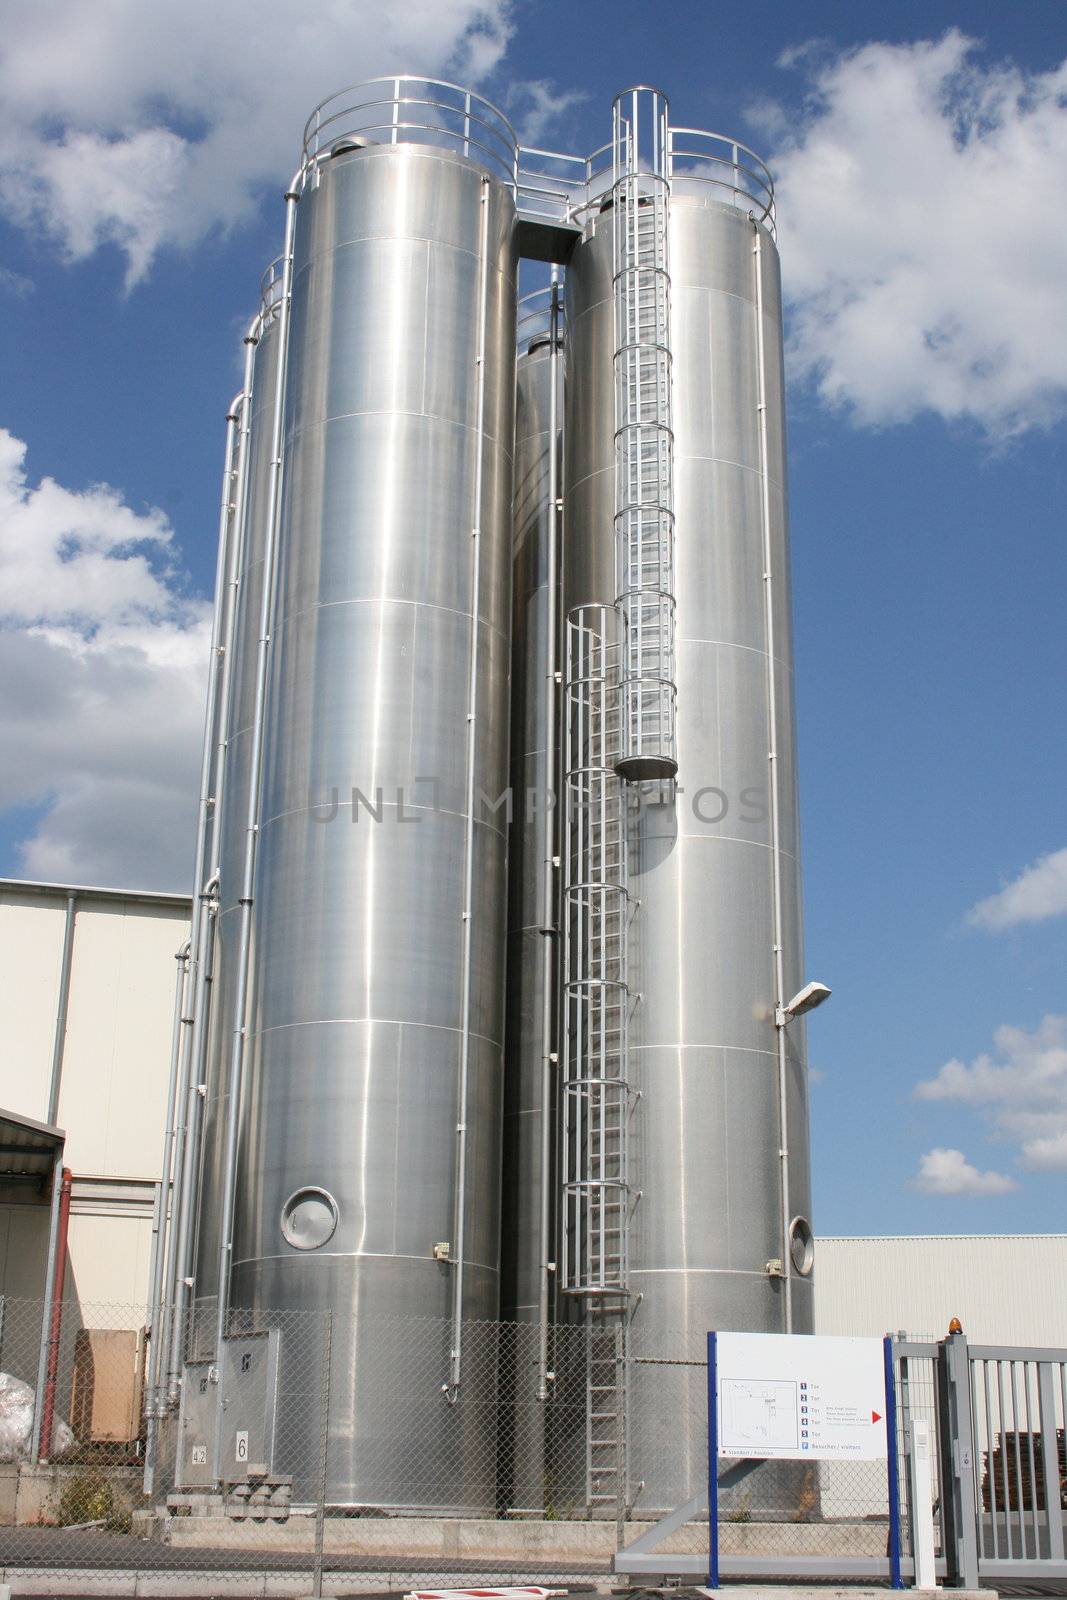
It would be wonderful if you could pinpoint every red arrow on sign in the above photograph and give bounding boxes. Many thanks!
[872,1410,882,1424]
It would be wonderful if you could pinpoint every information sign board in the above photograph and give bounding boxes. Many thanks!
[714,1331,888,1462]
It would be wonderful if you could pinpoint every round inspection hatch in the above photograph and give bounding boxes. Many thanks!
[789,1215,815,1277]
[280,1187,338,1251]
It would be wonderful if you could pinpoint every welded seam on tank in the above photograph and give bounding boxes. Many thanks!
[235,1024,502,1062]
[221,1016,504,1049]
[290,234,514,279]
[567,455,786,496]
[255,798,511,843]
[571,281,776,321]
[231,1249,500,1272]
[282,409,515,459]
[623,832,798,856]
[628,1042,777,1057]
[670,636,795,672]
[264,593,509,649]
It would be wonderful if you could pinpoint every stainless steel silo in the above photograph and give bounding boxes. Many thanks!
[563,168,814,1510]
[222,96,518,1509]
[191,293,282,1344]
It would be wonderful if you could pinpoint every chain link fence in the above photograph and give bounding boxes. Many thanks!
[1,1297,915,1592]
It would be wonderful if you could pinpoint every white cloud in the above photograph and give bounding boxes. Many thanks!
[968,847,1067,929]
[0,429,208,890]
[0,0,514,283]
[915,1015,1067,1173]
[914,1147,1017,1196]
[767,32,1067,436]
[506,80,587,145]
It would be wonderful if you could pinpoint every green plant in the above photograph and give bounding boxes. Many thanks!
[57,1469,132,1533]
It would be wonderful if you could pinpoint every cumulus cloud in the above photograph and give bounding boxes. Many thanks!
[914,1147,1017,1197]
[505,80,588,145]
[915,1015,1067,1173]
[968,847,1067,930]
[0,0,514,283]
[0,429,208,889]
[766,32,1067,436]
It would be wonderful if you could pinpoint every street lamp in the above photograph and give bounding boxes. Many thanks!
[776,980,831,1028]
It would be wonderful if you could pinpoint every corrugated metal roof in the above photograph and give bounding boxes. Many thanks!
[0,1107,64,1179]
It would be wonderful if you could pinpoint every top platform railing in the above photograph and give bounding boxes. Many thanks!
[300,77,776,238]
[303,76,519,188]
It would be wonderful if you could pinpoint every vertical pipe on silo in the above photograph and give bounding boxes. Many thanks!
[446,173,492,1404]
[143,936,190,1489]
[210,184,300,1407]
[752,220,792,1333]
[537,268,563,1400]
[166,355,258,1400]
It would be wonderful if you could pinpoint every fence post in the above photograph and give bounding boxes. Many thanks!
[937,1329,979,1588]
[614,1321,626,1553]
[1037,1363,1065,1562]
[313,1311,333,1600]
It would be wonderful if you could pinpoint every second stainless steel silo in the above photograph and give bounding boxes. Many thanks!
[561,97,815,1513]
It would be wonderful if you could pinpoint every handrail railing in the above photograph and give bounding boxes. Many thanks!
[299,78,776,237]
[668,127,776,235]
[303,76,518,187]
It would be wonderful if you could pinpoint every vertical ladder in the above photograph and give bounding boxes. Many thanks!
[586,1323,626,1513]
[612,87,677,782]
[561,605,634,1514]
[561,605,632,1304]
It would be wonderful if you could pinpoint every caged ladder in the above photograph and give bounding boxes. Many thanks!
[611,86,677,783]
[561,603,635,1512]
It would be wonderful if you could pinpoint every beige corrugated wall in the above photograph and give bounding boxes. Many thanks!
[0,880,190,1313]
[815,1234,1067,1346]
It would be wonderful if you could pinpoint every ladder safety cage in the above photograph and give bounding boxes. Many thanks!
[561,605,634,1303]
[611,87,677,783]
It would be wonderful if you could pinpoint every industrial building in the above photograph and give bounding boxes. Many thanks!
[1,76,1061,1544]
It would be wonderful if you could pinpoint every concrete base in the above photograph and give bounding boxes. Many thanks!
[0,1463,138,1529]
[0,1576,1001,1599]
[696,1590,997,1600]
[155,1515,894,1563]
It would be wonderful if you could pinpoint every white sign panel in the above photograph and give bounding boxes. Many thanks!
[715,1332,887,1461]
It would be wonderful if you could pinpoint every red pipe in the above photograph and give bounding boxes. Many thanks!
[39,1166,72,1462]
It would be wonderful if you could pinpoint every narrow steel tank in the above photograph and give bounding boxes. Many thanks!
[564,189,814,1511]
[222,128,517,1508]
[191,304,280,1345]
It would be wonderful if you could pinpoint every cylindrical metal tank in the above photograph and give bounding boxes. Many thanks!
[564,191,814,1511]
[192,306,281,1347]
[228,135,517,1509]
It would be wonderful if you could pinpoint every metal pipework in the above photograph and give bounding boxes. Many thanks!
[30,1148,65,1461]
[537,269,563,1402]
[38,1165,72,1462]
[201,331,261,1338]
[753,220,793,1334]
[211,185,300,1410]
[165,381,247,1402]
[143,937,190,1491]
[446,173,492,1406]
[46,892,76,1126]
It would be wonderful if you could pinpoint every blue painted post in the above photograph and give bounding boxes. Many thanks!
[884,1333,903,1590]
[707,1331,720,1589]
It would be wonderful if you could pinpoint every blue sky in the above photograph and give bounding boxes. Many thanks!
[1,0,1064,1238]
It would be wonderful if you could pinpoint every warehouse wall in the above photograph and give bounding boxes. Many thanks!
[0,880,191,1312]
[815,1233,1067,1346]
